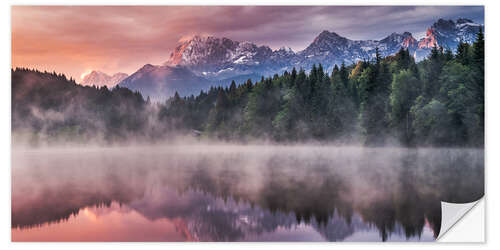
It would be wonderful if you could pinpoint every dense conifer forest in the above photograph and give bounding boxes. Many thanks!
[12,29,484,147]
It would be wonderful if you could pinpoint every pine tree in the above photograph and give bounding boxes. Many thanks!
[472,27,485,145]
[339,62,349,89]
[375,47,381,65]
[473,27,484,71]
[456,41,471,65]
[228,80,238,103]
[291,67,297,80]
[206,89,230,134]
[423,45,444,100]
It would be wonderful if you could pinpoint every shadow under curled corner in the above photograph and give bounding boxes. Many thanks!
[437,197,484,241]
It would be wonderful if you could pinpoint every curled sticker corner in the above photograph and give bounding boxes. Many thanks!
[437,197,483,240]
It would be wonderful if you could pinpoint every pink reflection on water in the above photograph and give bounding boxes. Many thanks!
[12,202,192,242]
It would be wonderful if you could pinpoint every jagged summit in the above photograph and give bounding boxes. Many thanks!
[380,32,416,45]
[276,46,294,53]
[315,30,345,41]
[163,34,297,81]
[417,18,482,51]
[433,18,456,31]
[308,31,349,49]
[456,18,474,24]
[165,35,267,68]
[80,70,128,88]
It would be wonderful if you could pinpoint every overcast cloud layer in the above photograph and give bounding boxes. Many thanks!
[12,6,484,81]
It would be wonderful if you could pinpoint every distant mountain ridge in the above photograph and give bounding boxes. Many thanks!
[80,70,128,88]
[117,18,483,100]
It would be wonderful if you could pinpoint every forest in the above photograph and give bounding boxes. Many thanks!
[12,29,484,147]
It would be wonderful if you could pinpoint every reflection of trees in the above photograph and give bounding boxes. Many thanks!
[12,148,483,241]
[354,149,483,239]
[258,159,352,226]
[12,192,119,229]
[177,149,483,241]
[11,152,147,229]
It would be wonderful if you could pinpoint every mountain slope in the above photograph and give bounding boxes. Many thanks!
[118,64,212,101]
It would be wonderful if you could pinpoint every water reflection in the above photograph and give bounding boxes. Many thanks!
[11,145,484,241]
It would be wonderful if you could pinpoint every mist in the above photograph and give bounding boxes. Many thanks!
[12,143,483,241]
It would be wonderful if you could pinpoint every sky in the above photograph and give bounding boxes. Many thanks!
[11,6,484,82]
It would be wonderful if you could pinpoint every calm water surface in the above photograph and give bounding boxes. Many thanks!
[11,145,484,242]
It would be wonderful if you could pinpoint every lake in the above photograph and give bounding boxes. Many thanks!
[11,145,484,242]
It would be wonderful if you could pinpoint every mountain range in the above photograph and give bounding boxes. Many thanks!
[88,18,483,101]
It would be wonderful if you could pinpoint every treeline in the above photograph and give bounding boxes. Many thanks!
[12,68,153,143]
[12,30,484,147]
[160,29,484,146]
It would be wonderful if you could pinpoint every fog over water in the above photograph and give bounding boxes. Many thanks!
[11,144,484,242]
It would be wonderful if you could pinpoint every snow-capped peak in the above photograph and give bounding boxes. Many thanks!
[417,18,483,50]
[80,70,128,88]
[276,46,294,53]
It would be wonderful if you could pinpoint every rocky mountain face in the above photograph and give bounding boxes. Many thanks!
[80,70,128,88]
[118,18,483,100]
[414,18,482,60]
[164,35,299,81]
[298,31,421,71]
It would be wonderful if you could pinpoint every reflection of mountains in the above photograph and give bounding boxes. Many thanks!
[11,147,484,241]
[126,187,372,241]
